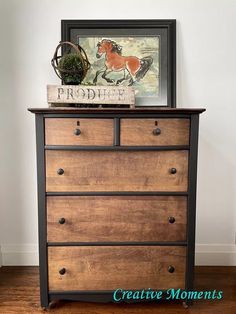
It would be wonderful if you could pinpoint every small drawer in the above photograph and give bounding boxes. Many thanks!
[45,118,114,146]
[48,246,186,291]
[45,150,188,192]
[47,196,187,242]
[120,118,190,146]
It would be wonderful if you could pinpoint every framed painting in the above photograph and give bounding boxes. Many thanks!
[61,20,176,107]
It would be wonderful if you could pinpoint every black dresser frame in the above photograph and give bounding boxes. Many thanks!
[32,109,203,308]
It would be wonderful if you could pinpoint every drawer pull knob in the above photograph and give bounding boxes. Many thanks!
[57,168,64,175]
[170,168,177,174]
[59,268,66,275]
[153,128,161,136]
[168,265,175,273]
[74,128,81,136]
[168,216,175,224]
[59,217,66,224]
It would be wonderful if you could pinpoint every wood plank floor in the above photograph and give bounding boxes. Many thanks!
[0,266,235,313]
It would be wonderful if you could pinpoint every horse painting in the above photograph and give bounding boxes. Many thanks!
[93,39,153,86]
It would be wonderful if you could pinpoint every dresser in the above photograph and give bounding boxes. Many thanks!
[28,107,205,308]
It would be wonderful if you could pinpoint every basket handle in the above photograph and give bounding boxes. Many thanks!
[51,41,90,82]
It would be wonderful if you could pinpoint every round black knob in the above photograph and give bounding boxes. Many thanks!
[74,128,81,136]
[170,168,177,174]
[57,168,64,175]
[59,217,66,225]
[59,268,66,275]
[153,128,161,136]
[168,265,175,273]
[168,216,175,224]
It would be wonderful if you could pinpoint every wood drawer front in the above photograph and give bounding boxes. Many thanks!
[48,246,186,291]
[47,196,187,242]
[120,119,190,146]
[45,118,114,146]
[46,150,188,192]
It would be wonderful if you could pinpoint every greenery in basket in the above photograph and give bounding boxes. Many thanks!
[58,53,84,85]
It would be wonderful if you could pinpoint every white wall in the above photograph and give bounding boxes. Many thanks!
[0,0,235,266]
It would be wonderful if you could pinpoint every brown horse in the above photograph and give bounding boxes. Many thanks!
[93,39,153,86]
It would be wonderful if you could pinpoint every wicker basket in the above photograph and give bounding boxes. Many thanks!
[51,41,90,85]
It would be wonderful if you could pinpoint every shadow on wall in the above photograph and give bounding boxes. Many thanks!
[196,124,236,264]
[0,2,38,264]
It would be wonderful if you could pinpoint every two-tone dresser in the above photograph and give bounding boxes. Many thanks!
[28,107,205,308]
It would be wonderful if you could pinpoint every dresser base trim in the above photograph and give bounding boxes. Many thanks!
[48,290,191,305]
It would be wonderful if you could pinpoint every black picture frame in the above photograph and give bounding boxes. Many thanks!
[61,19,176,107]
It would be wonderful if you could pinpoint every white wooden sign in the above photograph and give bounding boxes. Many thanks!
[47,85,135,106]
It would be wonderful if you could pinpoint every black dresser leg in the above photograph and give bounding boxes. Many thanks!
[183,299,193,308]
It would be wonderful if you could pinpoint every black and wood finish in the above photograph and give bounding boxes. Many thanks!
[29,107,205,308]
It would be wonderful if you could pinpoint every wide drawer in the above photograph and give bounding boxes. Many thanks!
[45,118,114,146]
[46,150,188,192]
[120,119,190,146]
[47,196,187,242]
[48,246,186,291]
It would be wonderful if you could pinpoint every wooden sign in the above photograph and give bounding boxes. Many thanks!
[47,85,135,107]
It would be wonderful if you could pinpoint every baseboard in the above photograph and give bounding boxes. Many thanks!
[0,244,235,266]
[1,244,38,266]
[0,245,2,267]
[195,244,236,266]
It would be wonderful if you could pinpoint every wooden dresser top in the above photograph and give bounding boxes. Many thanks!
[28,107,206,114]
